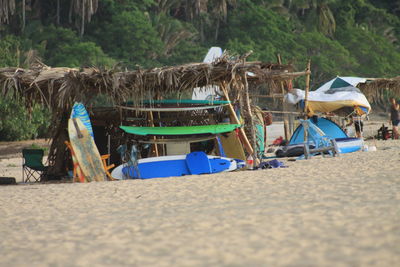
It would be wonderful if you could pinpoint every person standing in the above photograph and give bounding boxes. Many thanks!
[345,115,363,138]
[390,98,400,139]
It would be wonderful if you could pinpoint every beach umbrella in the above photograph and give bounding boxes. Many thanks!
[316,76,367,92]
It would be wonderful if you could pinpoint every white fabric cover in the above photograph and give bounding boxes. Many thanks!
[285,77,371,114]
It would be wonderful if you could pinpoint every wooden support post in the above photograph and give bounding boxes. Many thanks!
[220,83,254,155]
[304,60,311,142]
[304,60,311,118]
[148,111,159,157]
[277,54,290,141]
[243,74,258,161]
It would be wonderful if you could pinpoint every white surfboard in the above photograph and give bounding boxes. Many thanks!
[192,47,223,100]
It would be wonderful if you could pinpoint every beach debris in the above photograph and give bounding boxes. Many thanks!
[0,177,16,185]
[246,155,254,170]
[258,159,287,169]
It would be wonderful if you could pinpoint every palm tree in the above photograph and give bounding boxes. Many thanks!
[264,0,290,16]
[0,0,16,25]
[209,0,236,41]
[70,0,98,37]
[0,0,28,32]
[316,1,336,36]
[22,0,25,31]
[183,0,208,41]
[153,14,195,56]
[288,0,336,37]
[155,0,181,15]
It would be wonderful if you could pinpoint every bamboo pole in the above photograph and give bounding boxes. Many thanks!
[277,54,290,141]
[304,60,311,118]
[243,74,257,160]
[304,60,311,142]
[148,111,159,157]
[220,83,254,155]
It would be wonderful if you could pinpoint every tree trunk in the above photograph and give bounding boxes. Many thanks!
[46,113,69,180]
[56,0,60,25]
[69,0,73,24]
[22,0,26,32]
[214,19,220,41]
[80,0,85,37]
[199,19,204,42]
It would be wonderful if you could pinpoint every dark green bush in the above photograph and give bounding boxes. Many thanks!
[0,96,50,141]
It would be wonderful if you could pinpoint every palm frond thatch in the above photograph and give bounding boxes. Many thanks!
[0,53,306,178]
[0,55,299,111]
[359,77,400,104]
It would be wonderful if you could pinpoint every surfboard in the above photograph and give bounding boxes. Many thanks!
[111,154,243,180]
[192,47,223,100]
[219,131,246,161]
[120,124,241,136]
[68,118,105,182]
[71,102,94,137]
[119,99,230,112]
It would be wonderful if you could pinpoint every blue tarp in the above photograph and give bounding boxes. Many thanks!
[289,117,348,145]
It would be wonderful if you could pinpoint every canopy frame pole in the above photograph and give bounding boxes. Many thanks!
[304,59,311,117]
[277,54,290,141]
[303,60,311,142]
[220,82,254,156]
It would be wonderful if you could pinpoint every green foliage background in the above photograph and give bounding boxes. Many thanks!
[1,0,400,140]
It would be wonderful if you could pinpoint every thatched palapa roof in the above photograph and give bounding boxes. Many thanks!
[359,77,400,105]
[1,55,305,112]
[0,54,309,179]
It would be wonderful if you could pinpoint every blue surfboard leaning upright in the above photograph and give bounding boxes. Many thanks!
[71,102,94,138]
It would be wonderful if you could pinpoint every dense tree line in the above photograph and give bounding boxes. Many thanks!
[1,0,400,140]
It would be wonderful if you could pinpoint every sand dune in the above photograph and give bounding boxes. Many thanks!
[1,140,399,266]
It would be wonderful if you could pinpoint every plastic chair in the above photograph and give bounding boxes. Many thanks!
[22,149,48,182]
[101,154,116,181]
[64,141,85,182]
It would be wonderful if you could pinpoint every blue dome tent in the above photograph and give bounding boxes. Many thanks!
[287,117,363,154]
[289,117,347,145]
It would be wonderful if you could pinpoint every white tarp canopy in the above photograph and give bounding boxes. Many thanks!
[285,76,371,115]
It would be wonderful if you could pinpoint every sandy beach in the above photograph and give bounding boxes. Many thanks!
[1,137,399,266]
